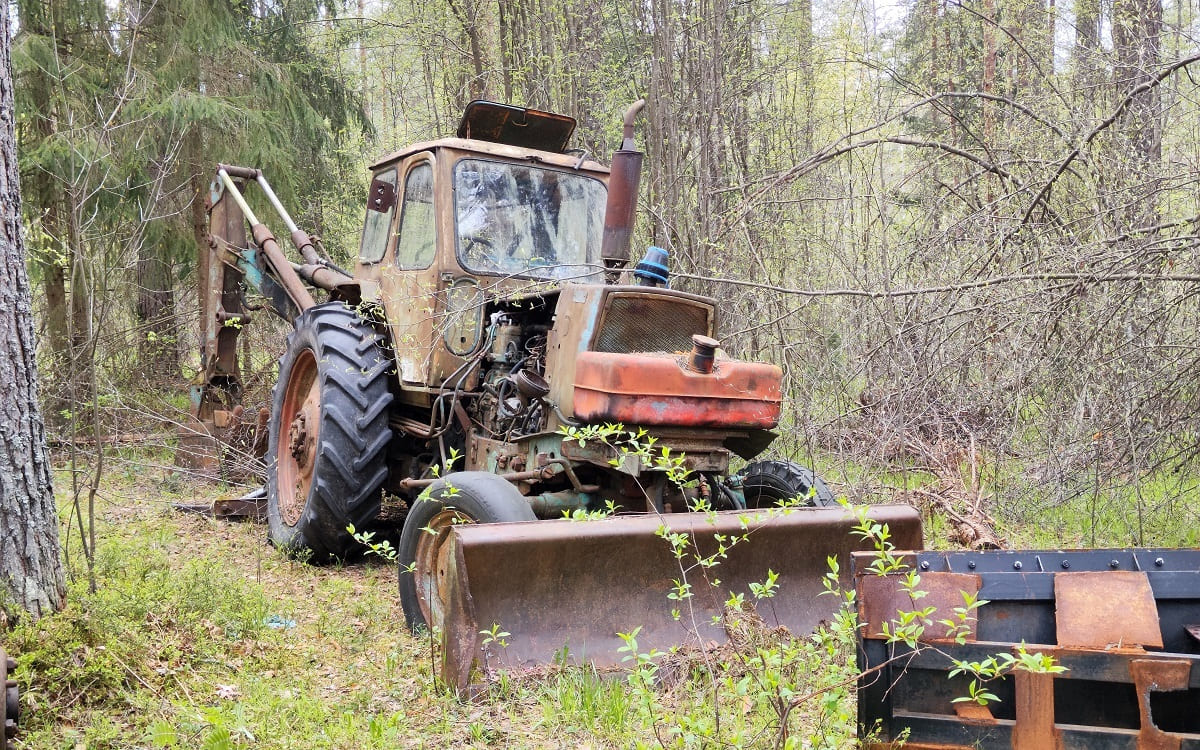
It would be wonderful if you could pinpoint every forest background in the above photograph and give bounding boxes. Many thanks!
[12,0,1200,546]
[5,0,1200,746]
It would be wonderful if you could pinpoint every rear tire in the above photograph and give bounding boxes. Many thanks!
[266,303,394,560]
[736,460,836,508]
[398,472,535,632]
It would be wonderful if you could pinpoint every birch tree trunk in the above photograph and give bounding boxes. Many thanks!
[0,9,67,620]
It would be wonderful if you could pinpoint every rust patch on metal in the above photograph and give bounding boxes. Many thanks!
[1012,669,1060,750]
[1055,571,1162,649]
[572,349,783,429]
[441,539,479,696]
[1131,658,1191,750]
[276,349,320,527]
[441,505,923,690]
[213,487,267,521]
[857,572,981,641]
[868,739,979,744]
[954,700,995,722]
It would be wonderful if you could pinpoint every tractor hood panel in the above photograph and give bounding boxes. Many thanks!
[572,350,783,429]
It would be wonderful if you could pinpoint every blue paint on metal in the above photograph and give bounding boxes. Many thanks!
[237,247,265,290]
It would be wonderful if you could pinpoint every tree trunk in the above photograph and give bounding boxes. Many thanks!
[0,7,67,620]
[135,251,177,383]
[1112,0,1162,166]
[1111,0,1162,230]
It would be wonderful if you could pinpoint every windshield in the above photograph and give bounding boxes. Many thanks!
[453,159,606,281]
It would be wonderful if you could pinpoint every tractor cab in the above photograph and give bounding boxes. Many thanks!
[352,103,615,395]
[354,103,611,289]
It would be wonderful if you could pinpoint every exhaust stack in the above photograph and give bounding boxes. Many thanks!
[600,99,646,272]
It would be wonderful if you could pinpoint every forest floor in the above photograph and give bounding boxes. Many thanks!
[6,444,1183,749]
[7,450,869,750]
[10,452,652,749]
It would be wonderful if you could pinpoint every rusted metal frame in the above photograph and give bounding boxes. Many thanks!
[216,169,357,313]
[901,548,1197,578]
[1133,659,1193,750]
[252,172,357,294]
[246,223,318,312]
[854,550,1200,650]
[0,647,16,747]
[875,715,1200,749]
[860,614,1200,745]
[217,163,259,181]
[857,549,1200,748]
[455,101,577,152]
[369,137,609,174]
[221,164,354,286]
[234,246,302,323]
[196,172,252,392]
[251,171,321,267]
[172,487,267,521]
[179,170,253,474]
[396,458,596,493]
[875,709,1200,749]
[890,641,1200,688]
[216,169,317,312]
[866,641,1200,748]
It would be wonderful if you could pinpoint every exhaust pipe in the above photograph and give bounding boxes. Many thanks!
[600,99,646,273]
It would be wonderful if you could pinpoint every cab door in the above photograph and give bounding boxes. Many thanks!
[378,156,441,396]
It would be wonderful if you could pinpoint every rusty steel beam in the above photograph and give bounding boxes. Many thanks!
[857,548,1200,749]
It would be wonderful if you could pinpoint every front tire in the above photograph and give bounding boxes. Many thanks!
[398,472,535,632]
[735,460,837,508]
[266,303,394,560]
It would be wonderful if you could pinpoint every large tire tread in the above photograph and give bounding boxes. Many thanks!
[267,303,395,560]
[736,459,837,508]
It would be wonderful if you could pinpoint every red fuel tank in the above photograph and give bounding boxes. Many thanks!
[572,350,782,428]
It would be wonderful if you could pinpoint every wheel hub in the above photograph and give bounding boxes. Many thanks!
[276,349,320,527]
[288,412,310,466]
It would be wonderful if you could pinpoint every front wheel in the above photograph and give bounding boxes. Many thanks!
[398,472,535,632]
[266,303,394,560]
[735,460,837,508]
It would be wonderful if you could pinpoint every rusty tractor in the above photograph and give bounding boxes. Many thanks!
[184,100,923,683]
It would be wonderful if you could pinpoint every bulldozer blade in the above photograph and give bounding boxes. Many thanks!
[440,503,922,693]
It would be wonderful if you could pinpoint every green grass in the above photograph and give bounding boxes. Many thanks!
[10,452,883,749]
[11,457,712,748]
[11,462,521,749]
[18,445,1199,748]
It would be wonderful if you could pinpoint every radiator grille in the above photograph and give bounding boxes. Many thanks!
[592,294,712,353]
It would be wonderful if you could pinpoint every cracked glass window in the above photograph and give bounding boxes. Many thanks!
[453,159,606,281]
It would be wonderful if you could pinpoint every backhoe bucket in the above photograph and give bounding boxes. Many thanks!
[440,503,922,692]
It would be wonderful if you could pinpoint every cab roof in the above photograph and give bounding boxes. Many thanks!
[368,137,609,174]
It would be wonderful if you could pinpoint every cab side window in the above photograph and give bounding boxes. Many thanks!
[395,164,436,270]
[358,168,397,264]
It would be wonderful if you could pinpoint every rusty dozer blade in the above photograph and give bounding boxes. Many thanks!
[440,503,922,692]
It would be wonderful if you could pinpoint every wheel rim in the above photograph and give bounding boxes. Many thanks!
[276,349,320,526]
[414,508,474,631]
